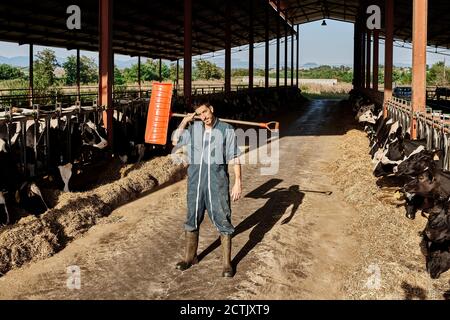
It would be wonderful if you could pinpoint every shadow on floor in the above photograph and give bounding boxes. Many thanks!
[198,179,305,273]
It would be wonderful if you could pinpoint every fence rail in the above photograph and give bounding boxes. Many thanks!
[386,96,450,170]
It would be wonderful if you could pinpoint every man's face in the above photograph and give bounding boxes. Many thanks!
[195,105,214,126]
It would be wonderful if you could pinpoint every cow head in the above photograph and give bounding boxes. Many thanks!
[395,150,442,177]
[403,169,436,195]
[82,121,108,149]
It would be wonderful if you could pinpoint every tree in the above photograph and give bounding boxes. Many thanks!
[114,65,125,85]
[427,61,449,86]
[122,59,171,83]
[62,55,98,85]
[193,60,223,80]
[0,64,25,80]
[34,49,59,89]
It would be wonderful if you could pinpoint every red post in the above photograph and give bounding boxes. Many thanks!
[284,11,288,87]
[361,30,366,89]
[138,55,141,97]
[99,0,113,147]
[366,30,371,89]
[76,48,81,101]
[383,0,394,118]
[296,24,299,88]
[291,21,294,86]
[249,0,254,91]
[265,3,269,89]
[225,2,231,93]
[184,0,192,109]
[411,0,428,139]
[373,30,379,91]
[276,0,280,88]
[353,18,362,89]
[29,44,33,107]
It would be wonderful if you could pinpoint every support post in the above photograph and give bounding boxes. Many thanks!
[296,24,299,88]
[98,0,113,147]
[276,0,280,88]
[411,0,428,139]
[353,18,361,89]
[249,0,254,91]
[76,48,81,102]
[225,2,231,93]
[265,2,269,89]
[29,44,33,107]
[184,0,192,109]
[138,55,141,97]
[361,30,366,89]
[291,20,294,86]
[383,0,394,118]
[366,30,371,89]
[373,30,379,91]
[176,59,179,93]
[284,11,288,87]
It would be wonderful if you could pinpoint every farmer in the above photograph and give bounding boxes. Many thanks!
[172,97,242,277]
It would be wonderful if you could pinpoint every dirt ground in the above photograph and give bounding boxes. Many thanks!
[0,98,448,299]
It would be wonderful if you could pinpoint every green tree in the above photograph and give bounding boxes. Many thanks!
[193,60,223,80]
[114,65,125,85]
[169,62,183,81]
[34,49,59,89]
[122,59,171,83]
[0,64,25,80]
[427,61,449,86]
[231,68,248,77]
[62,55,98,85]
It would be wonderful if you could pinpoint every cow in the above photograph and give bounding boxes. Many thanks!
[373,139,427,177]
[404,169,450,200]
[420,235,450,279]
[394,149,443,177]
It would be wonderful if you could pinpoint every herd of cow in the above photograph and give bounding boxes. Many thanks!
[0,100,151,225]
[351,90,450,279]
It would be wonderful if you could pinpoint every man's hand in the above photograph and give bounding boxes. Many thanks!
[182,112,196,125]
[231,181,242,202]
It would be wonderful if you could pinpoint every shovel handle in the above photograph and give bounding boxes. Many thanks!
[171,113,280,132]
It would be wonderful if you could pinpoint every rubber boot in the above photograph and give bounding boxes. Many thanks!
[221,234,234,277]
[176,230,199,271]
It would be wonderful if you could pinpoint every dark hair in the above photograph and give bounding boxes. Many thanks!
[192,96,212,110]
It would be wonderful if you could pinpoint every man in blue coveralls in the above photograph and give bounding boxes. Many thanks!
[172,97,242,277]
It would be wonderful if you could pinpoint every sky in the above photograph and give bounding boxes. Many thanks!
[0,19,449,67]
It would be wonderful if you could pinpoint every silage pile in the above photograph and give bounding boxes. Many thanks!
[0,155,187,276]
[329,129,450,300]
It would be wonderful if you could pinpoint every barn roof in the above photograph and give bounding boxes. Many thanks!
[0,0,295,61]
[282,0,450,49]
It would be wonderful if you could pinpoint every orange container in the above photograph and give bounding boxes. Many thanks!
[145,82,173,145]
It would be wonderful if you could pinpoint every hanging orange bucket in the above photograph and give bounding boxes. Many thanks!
[145,82,173,145]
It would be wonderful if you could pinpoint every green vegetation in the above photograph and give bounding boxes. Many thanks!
[1,48,449,93]
[62,55,97,85]
[192,60,223,80]
[0,64,25,80]
[299,65,354,83]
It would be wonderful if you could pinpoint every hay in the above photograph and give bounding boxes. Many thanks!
[0,155,187,275]
[329,129,450,300]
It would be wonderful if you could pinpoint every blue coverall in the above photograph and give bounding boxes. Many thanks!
[176,118,241,235]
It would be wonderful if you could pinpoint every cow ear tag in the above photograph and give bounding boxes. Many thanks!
[433,153,440,161]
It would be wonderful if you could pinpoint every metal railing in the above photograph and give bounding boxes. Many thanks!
[386,96,450,170]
